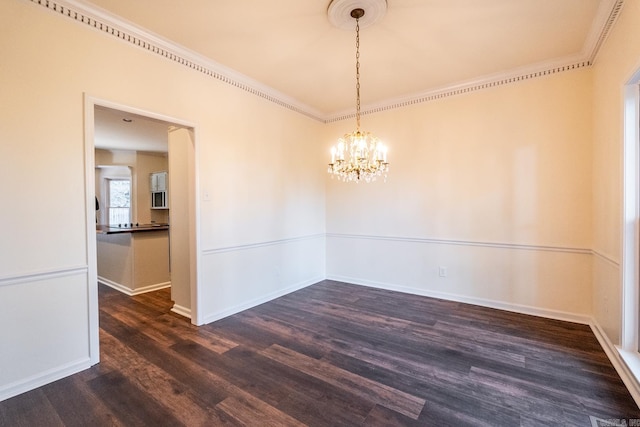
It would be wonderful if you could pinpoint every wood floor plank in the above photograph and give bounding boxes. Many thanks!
[432,318,610,366]
[1,280,639,426]
[172,341,376,425]
[98,311,230,409]
[419,398,503,427]
[98,330,220,426]
[260,343,426,419]
[87,371,183,426]
[323,345,525,426]
[105,303,180,347]
[155,314,240,355]
[216,395,306,427]
[0,389,65,427]
[469,365,632,422]
[362,404,425,427]
[240,310,497,412]
[229,311,336,359]
[264,302,475,375]
[41,374,124,427]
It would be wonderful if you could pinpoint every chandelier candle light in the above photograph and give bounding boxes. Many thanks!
[328,6,389,183]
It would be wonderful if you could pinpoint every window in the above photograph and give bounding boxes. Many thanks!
[107,179,131,225]
[619,80,640,396]
[622,82,639,352]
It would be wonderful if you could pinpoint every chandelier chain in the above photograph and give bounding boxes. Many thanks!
[327,7,389,183]
[355,16,361,132]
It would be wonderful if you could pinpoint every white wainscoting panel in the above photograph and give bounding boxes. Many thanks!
[327,234,592,322]
[592,250,622,346]
[0,268,92,401]
[200,234,326,324]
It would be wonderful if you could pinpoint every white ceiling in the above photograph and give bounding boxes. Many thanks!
[81,0,608,117]
[94,106,170,153]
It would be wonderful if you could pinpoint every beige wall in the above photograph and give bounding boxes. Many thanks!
[136,152,170,225]
[4,0,640,403]
[592,1,640,344]
[0,0,325,399]
[326,67,593,317]
[327,69,593,246]
[95,149,169,225]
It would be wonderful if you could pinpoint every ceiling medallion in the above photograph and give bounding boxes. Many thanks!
[327,0,390,183]
[327,0,387,30]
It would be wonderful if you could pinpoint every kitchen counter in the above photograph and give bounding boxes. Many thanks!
[97,223,169,234]
[96,225,170,294]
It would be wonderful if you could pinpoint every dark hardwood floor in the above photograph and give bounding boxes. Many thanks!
[1,280,639,426]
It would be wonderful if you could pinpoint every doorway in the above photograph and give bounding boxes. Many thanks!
[84,96,199,365]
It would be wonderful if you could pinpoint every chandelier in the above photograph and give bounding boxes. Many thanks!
[327,7,389,183]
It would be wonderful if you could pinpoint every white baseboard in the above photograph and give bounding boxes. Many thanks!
[327,275,591,325]
[171,303,191,319]
[590,319,640,408]
[0,357,91,402]
[98,276,170,296]
[201,275,324,325]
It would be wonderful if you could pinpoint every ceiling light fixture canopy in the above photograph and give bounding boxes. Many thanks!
[327,0,389,183]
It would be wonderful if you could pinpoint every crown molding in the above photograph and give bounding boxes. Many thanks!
[327,0,625,123]
[30,0,326,122]
[29,0,624,124]
[582,0,625,64]
[325,55,592,123]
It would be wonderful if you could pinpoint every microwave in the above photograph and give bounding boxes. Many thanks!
[151,191,168,209]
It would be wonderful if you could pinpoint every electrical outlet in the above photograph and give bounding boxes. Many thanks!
[438,266,447,277]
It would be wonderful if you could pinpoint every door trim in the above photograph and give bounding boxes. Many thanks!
[84,94,202,364]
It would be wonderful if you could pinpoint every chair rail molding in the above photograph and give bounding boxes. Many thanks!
[0,265,88,287]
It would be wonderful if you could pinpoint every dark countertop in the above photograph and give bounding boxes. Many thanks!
[96,223,169,234]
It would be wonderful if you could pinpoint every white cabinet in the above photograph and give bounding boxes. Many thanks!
[150,171,167,192]
[150,171,168,209]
